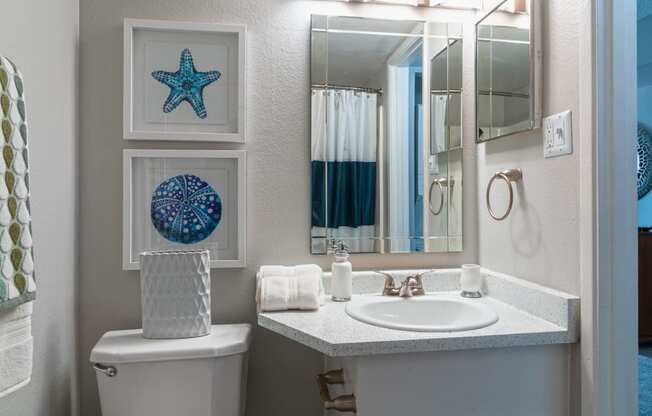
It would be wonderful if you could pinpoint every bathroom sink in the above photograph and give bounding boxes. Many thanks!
[345,294,499,332]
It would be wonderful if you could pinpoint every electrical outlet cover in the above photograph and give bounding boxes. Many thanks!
[543,110,573,158]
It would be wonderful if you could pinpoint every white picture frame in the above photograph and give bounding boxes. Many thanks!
[123,149,246,270]
[124,19,246,142]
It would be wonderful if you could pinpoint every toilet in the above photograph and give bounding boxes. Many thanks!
[90,324,251,416]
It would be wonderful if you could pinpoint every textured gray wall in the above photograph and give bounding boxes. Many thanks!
[476,3,582,413]
[477,0,581,296]
[78,1,477,415]
[0,0,79,415]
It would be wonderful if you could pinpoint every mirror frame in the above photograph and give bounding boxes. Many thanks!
[309,15,464,255]
[474,0,542,143]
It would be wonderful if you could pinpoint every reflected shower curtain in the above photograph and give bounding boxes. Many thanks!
[311,89,377,253]
[431,94,448,153]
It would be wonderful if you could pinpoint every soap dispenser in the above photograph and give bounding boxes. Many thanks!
[330,240,352,302]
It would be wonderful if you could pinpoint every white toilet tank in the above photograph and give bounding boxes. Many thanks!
[90,324,251,416]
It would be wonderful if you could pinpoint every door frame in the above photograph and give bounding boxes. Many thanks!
[579,0,638,414]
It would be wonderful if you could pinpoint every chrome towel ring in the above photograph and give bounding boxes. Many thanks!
[428,178,451,216]
[486,169,523,221]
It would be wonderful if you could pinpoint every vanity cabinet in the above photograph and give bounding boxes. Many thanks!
[259,269,579,416]
[640,230,652,344]
[325,346,571,416]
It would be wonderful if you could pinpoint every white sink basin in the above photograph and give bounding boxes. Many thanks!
[345,294,499,332]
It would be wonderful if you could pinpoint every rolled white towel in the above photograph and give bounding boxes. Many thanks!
[256,264,325,312]
[0,302,33,398]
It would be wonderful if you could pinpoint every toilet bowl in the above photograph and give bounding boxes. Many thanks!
[90,324,251,416]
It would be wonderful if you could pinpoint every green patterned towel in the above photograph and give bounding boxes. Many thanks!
[0,55,35,311]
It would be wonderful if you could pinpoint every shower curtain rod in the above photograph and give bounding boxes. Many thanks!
[431,88,462,94]
[478,90,530,99]
[430,89,529,98]
[312,84,383,95]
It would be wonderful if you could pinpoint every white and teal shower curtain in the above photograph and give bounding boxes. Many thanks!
[311,88,378,253]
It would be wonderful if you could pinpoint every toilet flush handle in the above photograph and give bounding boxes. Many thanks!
[93,363,117,377]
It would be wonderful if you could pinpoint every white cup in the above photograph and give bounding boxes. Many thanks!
[460,264,482,296]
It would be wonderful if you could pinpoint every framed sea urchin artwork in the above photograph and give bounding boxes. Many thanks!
[123,150,246,269]
[123,19,246,142]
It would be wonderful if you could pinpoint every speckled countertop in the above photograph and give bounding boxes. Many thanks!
[257,268,580,357]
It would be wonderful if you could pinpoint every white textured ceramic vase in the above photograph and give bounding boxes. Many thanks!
[140,250,211,339]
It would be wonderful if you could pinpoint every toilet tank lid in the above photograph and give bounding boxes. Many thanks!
[90,324,252,365]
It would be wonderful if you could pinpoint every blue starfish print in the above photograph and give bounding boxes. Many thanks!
[151,48,221,119]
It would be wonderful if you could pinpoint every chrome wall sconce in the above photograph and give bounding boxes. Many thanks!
[329,0,482,9]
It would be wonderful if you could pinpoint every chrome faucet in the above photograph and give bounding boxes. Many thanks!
[378,271,427,298]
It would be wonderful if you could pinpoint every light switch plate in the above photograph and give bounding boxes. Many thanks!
[543,110,573,158]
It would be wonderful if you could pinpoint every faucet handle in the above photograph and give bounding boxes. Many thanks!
[401,273,426,296]
[412,270,434,288]
[376,271,397,295]
[411,273,425,289]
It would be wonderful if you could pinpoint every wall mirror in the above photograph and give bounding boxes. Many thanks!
[310,15,463,254]
[476,0,541,142]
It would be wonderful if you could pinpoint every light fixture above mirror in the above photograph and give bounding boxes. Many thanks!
[323,0,531,11]
[329,0,482,9]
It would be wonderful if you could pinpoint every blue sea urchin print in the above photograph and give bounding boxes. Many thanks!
[639,124,652,199]
[151,48,221,119]
[151,174,222,244]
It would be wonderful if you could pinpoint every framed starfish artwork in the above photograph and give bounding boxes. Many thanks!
[124,19,246,142]
[123,149,246,269]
